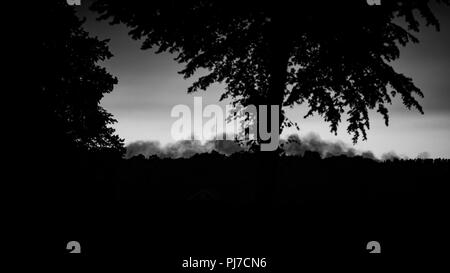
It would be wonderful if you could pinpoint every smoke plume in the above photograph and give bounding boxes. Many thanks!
[125,137,243,159]
[125,133,427,161]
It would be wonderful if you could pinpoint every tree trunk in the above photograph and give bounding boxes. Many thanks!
[255,14,292,202]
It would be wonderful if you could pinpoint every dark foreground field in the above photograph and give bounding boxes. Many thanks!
[22,152,449,267]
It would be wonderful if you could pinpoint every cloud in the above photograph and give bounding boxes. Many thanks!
[380,151,409,161]
[416,151,430,159]
[205,138,244,155]
[125,141,164,158]
[280,133,379,160]
[280,133,359,158]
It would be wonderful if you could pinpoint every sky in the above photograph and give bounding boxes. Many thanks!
[76,2,450,159]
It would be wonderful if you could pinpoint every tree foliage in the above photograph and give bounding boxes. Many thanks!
[36,0,124,153]
[92,0,448,143]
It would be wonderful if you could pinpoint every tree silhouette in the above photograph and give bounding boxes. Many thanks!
[92,0,448,145]
[35,1,124,154]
